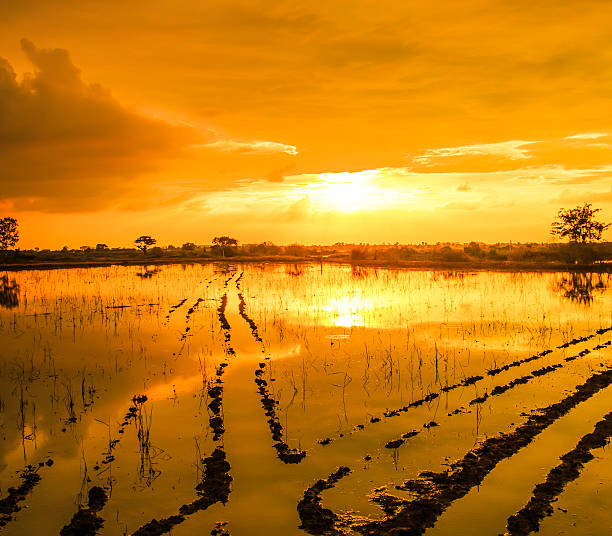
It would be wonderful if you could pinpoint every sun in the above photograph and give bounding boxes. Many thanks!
[301,170,394,213]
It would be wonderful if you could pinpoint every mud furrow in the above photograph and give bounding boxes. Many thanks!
[217,294,235,357]
[468,341,611,407]
[207,292,236,440]
[237,292,262,344]
[164,298,188,321]
[348,366,612,536]
[210,521,230,535]
[297,467,351,535]
[320,328,612,446]
[503,411,612,536]
[0,462,50,528]
[236,281,307,463]
[0,377,101,529]
[58,394,149,535]
[130,448,232,536]
[59,486,108,536]
[381,340,610,458]
[131,285,235,535]
[180,297,205,341]
[255,361,307,463]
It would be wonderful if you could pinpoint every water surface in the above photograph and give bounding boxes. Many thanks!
[0,264,611,535]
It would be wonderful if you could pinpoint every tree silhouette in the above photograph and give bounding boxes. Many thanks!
[551,203,610,243]
[0,217,19,250]
[135,236,157,253]
[212,236,238,257]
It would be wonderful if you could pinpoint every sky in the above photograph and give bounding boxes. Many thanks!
[1,0,611,248]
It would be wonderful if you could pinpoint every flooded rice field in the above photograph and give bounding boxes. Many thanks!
[0,263,611,536]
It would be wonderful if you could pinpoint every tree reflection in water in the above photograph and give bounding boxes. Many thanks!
[136,266,161,279]
[0,274,19,309]
[554,272,608,305]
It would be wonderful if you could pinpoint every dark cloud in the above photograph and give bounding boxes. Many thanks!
[0,40,199,212]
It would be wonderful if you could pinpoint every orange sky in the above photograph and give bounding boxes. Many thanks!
[1,0,611,248]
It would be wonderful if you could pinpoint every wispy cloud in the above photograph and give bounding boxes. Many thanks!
[565,132,608,140]
[198,139,298,155]
[509,164,612,184]
[413,140,536,165]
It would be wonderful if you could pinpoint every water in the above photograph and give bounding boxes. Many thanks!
[0,264,610,535]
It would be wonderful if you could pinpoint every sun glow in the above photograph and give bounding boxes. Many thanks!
[297,170,404,213]
[321,294,374,327]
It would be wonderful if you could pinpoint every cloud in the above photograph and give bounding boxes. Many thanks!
[557,186,612,204]
[284,196,311,220]
[198,139,298,155]
[0,40,199,212]
[565,132,608,140]
[509,165,612,185]
[409,134,612,175]
[413,140,536,165]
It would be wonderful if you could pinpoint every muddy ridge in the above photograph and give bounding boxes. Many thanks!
[217,293,235,356]
[470,341,611,407]
[235,281,306,463]
[180,297,205,340]
[504,411,612,536]
[60,486,108,536]
[385,341,611,463]
[165,298,188,321]
[207,369,226,441]
[222,273,236,288]
[131,448,232,536]
[206,291,237,440]
[90,394,147,473]
[0,465,43,527]
[255,361,307,463]
[327,327,612,443]
[352,366,612,536]
[237,292,263,343]
[298,466,351,534]
[211,521,230,536]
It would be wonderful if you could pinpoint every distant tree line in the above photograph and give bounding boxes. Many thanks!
[0,204,609,266]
